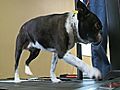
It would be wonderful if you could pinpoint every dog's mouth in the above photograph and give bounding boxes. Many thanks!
[91,33,102,45]
[78,33,102,45]
[92,36,102,45]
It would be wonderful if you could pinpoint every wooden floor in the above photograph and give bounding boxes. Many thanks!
[0,77,120,90]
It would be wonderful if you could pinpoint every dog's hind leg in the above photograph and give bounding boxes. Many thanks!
[25,48,40,76]
[14,34,25,83]
[15,48,22,83]
[50,53,61,83]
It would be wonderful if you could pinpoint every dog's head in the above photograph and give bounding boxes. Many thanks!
[76,0,102,44]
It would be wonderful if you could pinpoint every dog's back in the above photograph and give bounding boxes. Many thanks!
[20,12,69,47]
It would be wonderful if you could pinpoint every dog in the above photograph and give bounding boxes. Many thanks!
[14,0,102,83]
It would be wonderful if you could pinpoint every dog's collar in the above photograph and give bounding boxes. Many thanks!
[72,10,78,17]
[73,10,78,14]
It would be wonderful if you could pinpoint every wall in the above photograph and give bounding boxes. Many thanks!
[0,0,77,79]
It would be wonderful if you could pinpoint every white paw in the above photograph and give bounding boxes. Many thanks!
[51,78,61,83]
[14,70,21,83]
[25,65,33,76]
[14,77,21,83]
[89,67,102,80]
[14,80,21,83]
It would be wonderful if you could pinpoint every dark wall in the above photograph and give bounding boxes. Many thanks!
[106,0,120,70]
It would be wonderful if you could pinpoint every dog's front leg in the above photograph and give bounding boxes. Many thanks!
[50,53,61,83]
[63,52,102,80]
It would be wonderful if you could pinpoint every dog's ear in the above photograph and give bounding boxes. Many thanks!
[77,0,88,13]
[76,0,90,20]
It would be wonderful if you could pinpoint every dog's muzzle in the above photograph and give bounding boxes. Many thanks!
[92,33,102,45]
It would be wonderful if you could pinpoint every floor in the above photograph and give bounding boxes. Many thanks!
[0,77,120,90]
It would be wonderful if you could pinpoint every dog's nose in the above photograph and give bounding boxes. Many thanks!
[100,30,103,35]
[93,33,102,45]
[97,33,102,42]
[96,33,102,41]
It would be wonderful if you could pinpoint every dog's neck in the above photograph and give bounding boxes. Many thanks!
[69,10,89,44]
[72,10,81,42]
[72,10,78,17]
[65,11,82,49]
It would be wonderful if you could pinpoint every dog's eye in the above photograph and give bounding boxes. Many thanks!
[87,34,89,37]
[100,29,103,34]
[95,22,100,30]
[79,8,84,12]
